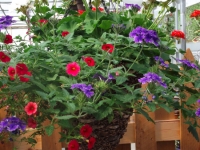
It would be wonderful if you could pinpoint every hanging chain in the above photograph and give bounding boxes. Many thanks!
[101,0,109,14]
[89,0,92,9]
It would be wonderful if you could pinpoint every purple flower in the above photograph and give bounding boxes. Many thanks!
[154,56,169,68]
[71,83,94,98]
[125,3,141,11]
[129,26,160,46]
[178,59,199,70]
[0,117,26,133]
[138,72,167,88]
[93,73,115,83]
[195,108,200,117]
[197,99,200,105]
[0,15,16,30]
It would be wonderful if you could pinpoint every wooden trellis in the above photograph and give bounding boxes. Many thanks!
[0,49,199,150]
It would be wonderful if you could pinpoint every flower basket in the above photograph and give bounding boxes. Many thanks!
[63,110,133,150]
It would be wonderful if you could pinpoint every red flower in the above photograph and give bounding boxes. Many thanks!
[98,7,104,12]
[27,117,37,129]
[38,19,48,25]
[78,10,85,15]
[83,57,95,67]
[0,51,11,63]
[68,139,79,150]
[4,35,13,44]
[190,10,200,18]
[24,102,38,116]
[62,31,69,37]
[88,137,96,149]
[7,66,16,80]
[80,124,92,138]
[102,44,114,53]
[19,71,32,82]
[170,30,185,39]
[92,7,104,12]
[16,63,29,76]
[66,62,80,76]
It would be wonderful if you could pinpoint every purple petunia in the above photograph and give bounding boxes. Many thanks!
[71,83,94,98]
[154,56,169,68]
[138,72,167,88]
[0,15,16,30]
[197,99,200,105]
[195,108,200,117]
[0,116,26,133]
[178,59,200,70]
[129,26,160,46]
[125,3,141,11]
[93,73,114,83]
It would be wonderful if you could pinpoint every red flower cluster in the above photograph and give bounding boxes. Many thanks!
[27,117,37,129]
[0,51,11,63]
[190,10,200,18]
[78,10,85,15]
[170,30,185,39]
[66,62,80,76]
[38,19,48,25]
[25,102,38,116]
[62,31,69,37]
[83,56,95,67]
[102,44,114,53]
[7,63,32,82]
[92,7,104,12]
[4,35,13,44]
[68,124,96,150]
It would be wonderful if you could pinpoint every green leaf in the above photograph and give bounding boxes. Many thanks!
[30,78,49,92]
[56,115,77,120]
[186,94,198,105]
[66,103,76,113]
[158,103,172,113]
[161,52,170,60]
[98,20,113,30]
[194,79,200,88]
[116,76,127,85]
[82,107,97,114]
[9,84,31,92]
[47,74,58,81]
[95,106,112,120]
[146,103,156,112]
[169,64,180,71]
[188,125,199,141]
[137,108,155,123]
[35,91,49,100]
[45,125,54,136]
[131,64,148,74]
[84,20,99,34]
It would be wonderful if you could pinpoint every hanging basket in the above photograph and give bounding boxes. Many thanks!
[77,110,133,150]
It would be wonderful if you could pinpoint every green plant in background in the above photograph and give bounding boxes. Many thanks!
[0,0,200,149]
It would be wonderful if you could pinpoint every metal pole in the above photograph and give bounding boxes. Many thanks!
[180,0,186,51]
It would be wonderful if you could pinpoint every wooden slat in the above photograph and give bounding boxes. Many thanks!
[180,48,200,150]
[157,141,175,150]
[42,120,62,150]
[155,119,180,141]
[135,112,157,150]
[115,144,131,150]
[119,122,135,144]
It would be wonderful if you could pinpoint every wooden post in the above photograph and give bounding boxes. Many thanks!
[42,120,62,150]
[115,144,131,150]
[180,49,200,149]
[135,112,157,150]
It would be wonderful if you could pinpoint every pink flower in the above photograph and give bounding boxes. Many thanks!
[66,62,80,76]
[16,63,29,76]
[0,51,11,63]
[80,124,92,138]
[19,71,32,82]
[27,117,37,129]
[68,139,79,150]
[62,31,69,37]
[4,35,13,44]
[7,67,16,80]
[88,137,96,149]
[83,57,95,67]
[24,102,38,116]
